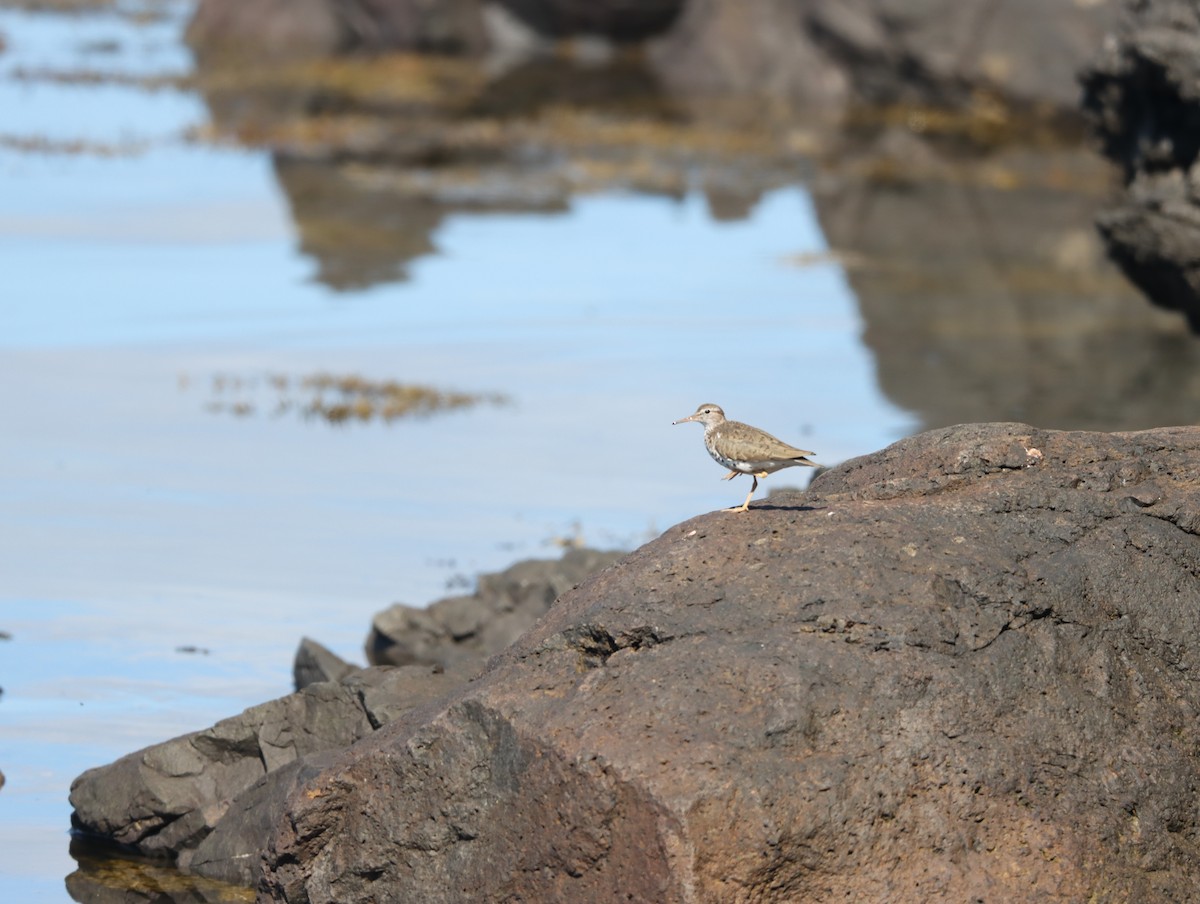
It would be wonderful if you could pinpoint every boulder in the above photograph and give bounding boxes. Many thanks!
[259,422,1200,902]
[366,546,626,668]
[68,549,622,885]
[294,636,358,689]
[69,664,458,885]
[1082,0,1200,330]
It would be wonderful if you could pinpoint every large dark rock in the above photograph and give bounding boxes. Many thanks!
[68,663,460,884]
[69,426,1200,899]
[68,549,622,885]
[1082,0,1200,330]
[256,422,1200,902]
[294,636,358,689]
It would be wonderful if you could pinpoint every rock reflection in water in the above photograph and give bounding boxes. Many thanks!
[191,52,817,292]
[190,45,1200,433]
[66,837,253,904]
[274,154,567,291]
[811,127,1200,433]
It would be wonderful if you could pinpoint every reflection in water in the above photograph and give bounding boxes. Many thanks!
[273,154,567,291]
[67,838,253,904]
[810,128,1200,432]
[193,53,816,293]
[216,46,1200,435]
[274,156,443,291]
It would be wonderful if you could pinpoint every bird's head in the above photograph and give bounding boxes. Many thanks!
[673,403,726,428]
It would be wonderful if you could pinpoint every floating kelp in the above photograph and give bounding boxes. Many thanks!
[195,371,508,425]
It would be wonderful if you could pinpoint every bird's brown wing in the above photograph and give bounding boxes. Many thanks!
[722,421,815,462]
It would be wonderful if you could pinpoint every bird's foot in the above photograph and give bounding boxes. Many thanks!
[722,504,751,513]
[721,470,740,481]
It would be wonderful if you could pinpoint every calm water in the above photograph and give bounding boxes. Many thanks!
[1,2,1194,901]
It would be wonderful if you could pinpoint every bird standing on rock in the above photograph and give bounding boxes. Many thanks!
[673,403,817,512]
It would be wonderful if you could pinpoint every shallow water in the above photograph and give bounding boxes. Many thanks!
[1,2,1195,901]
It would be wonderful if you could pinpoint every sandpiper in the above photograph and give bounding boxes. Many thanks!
[673,403,817,512]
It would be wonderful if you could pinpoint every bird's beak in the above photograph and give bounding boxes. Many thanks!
[672,413,697,425]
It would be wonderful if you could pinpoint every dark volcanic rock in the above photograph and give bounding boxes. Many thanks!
[367,546,626,668]
[69,664,457,885]
[69,549,621,885]
[260,423,1200,903]
[294,637,358,689]
[1082,0,1200,329]
[69,681,370,877]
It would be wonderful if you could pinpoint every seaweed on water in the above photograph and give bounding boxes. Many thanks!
[193,371,508,426]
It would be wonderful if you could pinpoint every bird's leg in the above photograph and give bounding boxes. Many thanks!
[721,469,740,481]
[755,470,769,479]
[724,474,758,513]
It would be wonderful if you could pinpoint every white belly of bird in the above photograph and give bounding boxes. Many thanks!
[721,457,792,474]
[706,440,792,474]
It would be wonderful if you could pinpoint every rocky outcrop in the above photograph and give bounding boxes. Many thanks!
[294,637,358,689]
[69,664,456,884]
[1082,0,1200,330]
[367,546,625,669]
[68,549,620,885]
[256,422,1200,903]
[71,424,1200,900]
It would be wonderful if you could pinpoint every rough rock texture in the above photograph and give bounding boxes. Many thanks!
[68,662,460,885]
[294,637,358,689]
[68,549,620,885]
[367,546,626,669]
[1082,0,1200,330]
[260,423,1200,903]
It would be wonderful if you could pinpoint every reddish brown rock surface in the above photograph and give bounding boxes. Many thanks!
[259,422,1200,903]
